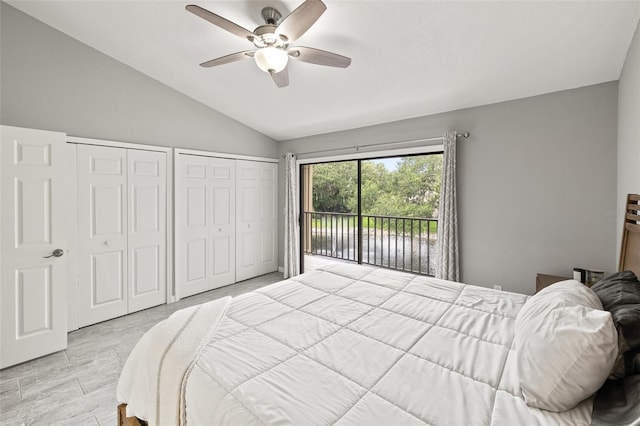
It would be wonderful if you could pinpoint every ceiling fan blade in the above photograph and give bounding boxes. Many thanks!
[271,67,289,88]
[276,0,326,42]
[186,5,255,41]
[290,46,351,68]
[200,51,254,68]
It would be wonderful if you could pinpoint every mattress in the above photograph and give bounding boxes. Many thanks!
[118,263,595,425]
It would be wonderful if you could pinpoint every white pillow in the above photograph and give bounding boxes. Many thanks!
[515,280,618,412]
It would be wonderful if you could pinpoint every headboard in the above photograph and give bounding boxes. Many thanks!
[620,193,640,277]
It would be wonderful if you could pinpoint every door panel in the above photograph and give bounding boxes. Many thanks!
[261,185,275,221]
[77,145,128,327]
[16,179,52,245]
[236,161,260,281]
[241,233,256,267]
[260,230,275,263]
[213,187,230,224]
[91,157,122,174]
[208,158,235,289]
[92,185,124,235]
[132,246,159,295]
[258,163,278,275]
[92,251,124,304]
[176,155,210,297]
[1,126,68,369]
[132,186,159,232]
[187,186,206,227]
[242,187,257,222]
[236,160,277,281]
[186,239,207,282]
[17,265,52,336]
[176,155,236,297]
[213,236,232,274]
[127,150,166,313]
[14,142,51,166]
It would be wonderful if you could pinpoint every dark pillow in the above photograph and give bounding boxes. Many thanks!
[592,375,640,426]
[592,271,640,377]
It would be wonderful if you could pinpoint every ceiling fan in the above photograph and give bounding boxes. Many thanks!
[186,0,351,88]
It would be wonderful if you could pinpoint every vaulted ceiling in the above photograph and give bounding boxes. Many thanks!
[7,1,640,141]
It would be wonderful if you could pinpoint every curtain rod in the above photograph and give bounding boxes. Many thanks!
[283,131,470,158]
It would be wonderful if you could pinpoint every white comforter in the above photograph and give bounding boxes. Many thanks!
[117,296,231,425]
[118,263,594,425]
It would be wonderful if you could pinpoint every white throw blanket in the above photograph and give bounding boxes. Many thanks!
[116,296,231,425]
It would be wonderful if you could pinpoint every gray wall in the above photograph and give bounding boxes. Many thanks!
[0,2,276,156]
[278,82,619,295]
[617,19,640,255]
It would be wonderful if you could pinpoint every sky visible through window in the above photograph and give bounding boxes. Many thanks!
[370,157,400,171]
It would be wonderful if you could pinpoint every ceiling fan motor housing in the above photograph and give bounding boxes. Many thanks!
[253,23,289,51]
[261,7,282,25]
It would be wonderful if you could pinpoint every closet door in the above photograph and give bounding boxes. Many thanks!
[0,126,69,368]
[236,161,277,281]
[77,145,128,327]
[176,155,236,298]
[127,150,167,313]
[176,155,210,298]
[208,157,236,289]
[257,162,278,276]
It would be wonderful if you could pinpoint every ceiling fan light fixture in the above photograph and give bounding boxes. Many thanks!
[187,0,350,87]
[254,46,288,73]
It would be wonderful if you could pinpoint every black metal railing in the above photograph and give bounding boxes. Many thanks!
[303,211,438,276]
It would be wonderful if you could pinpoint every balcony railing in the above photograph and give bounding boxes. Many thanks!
[302,211,438,276]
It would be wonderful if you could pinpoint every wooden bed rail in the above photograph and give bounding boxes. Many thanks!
[118,404,144,426]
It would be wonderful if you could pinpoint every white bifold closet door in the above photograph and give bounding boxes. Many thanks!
[127,150,167,313]
[77,145,166,327]
[236,160,278,282]
[77,145,128,325]
[176,155,236,298]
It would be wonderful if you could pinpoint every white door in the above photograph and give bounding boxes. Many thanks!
[77,145,128,327]
[208,157,236,289]
[127,150,167,313]
[236,161,278,281]
[236,161,260,281]
[0,126,69,369]
[257,162,278,276]
[176,155,210,298]
[176,155,236,298]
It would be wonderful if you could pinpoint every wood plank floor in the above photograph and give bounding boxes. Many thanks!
[0,272,283,426]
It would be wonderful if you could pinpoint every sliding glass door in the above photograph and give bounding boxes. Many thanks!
[300,152,442,275]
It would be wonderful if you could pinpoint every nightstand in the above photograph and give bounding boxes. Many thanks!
[535,273,570,293]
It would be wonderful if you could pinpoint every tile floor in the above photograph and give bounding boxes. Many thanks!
[0,272,283,426]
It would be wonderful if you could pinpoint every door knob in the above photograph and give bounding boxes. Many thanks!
[43,249,64,258]
[104,240,111,246]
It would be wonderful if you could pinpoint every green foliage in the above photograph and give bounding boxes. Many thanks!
[309,154,442,219]
[381,155,442,218]
[310,162,357,212]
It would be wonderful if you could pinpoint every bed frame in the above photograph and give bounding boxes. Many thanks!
[116,193,640,426]
[620,194,640,277]
[118,403,144,426]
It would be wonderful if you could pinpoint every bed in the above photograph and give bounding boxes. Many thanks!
[117,194,640,426]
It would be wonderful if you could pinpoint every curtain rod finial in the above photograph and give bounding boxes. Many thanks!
[459,132,470,138]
